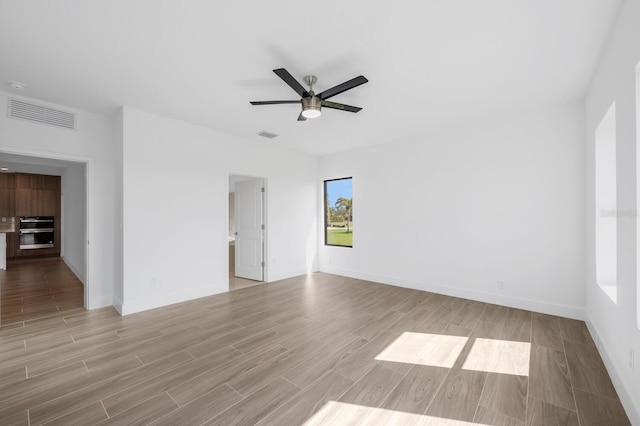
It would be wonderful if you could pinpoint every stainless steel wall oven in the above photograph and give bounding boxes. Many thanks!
[19,216,55,249]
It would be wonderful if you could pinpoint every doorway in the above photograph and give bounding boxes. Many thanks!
[0,151,89,326]
[228,174,265,291]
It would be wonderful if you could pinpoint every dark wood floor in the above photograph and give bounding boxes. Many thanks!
[0,270,630,425]
[0,257,84,326]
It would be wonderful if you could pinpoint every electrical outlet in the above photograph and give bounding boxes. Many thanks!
[150,277,156,287]
[498,280,505,290]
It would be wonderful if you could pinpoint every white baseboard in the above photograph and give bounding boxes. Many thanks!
[267,268,309,283]
[320,266,585,320]
[86,293,113,310]
[585,315,640,425]
[118,285,226,316]
[62,257,85,284]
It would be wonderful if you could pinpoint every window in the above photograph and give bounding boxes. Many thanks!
[595,103,617,303]
[324,177,353,247]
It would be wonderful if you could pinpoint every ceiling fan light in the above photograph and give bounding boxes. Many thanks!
[301,107,321,119]
[301,96,322,119]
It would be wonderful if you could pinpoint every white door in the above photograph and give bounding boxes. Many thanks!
[235,179,264,281]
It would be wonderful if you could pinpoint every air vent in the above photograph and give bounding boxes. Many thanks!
[257,130,278,139]
[8,98,77,130]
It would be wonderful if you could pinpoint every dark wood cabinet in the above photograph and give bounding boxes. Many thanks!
[15,188,59,216]
[15,173,60,190]
[3,173,61,258]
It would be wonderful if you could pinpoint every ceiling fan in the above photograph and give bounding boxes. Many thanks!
[250,68,368,121]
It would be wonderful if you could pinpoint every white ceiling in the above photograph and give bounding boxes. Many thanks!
[0,0,623,156]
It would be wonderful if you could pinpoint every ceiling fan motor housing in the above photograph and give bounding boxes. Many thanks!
[302,94,322,118]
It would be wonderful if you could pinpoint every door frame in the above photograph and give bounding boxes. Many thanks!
[227,172,267,289]
[0,145,92,309]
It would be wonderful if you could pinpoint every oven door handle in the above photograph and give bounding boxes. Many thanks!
[20,228,54,234]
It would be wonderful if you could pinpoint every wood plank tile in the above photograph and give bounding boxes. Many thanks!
[84,353,144,373]
[0,361,88,405]
[351,310,404,340]
[475,405,524,426]
[501,308,531,342]
[426,369,487,422]
[282,335,368,389]
[528,345,574,411]
[480,304,509,326]
[531,313,563,351]
[557,318,594,346]
[185,321,277,358]
[26,328,164,377]
[151,384,243,426]
[256,371,355,426]
[338,364,405,407]
[167,344,288,406]
[202,377,300,426]
[1,409,29,426]
[526,396,579,426]
[228,338,322,396]
[563,340,617,399]
[44,401,108,426]
[334,330,404,381]
[450,320,503,371]
[478,373,528,421]
[393,291,431,313]
[231,321,304,353]
[101,345,242,416]
[413,305,459,334]
[26,350,193,426]
[381,364,449,414]
[0,364,26,388]
[98,392,178,425]
[573,389,631,426]
[450,301,487,330]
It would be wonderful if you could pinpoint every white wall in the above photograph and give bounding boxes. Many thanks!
[584,0,640,422]
[0,91,116,309]
[61,162,86,282]
[319,102,585,319]
[118,107,317,314]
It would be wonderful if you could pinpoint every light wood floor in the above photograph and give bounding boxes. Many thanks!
[229,275,263,292]
[0,272,630,425]
[0,257,84,326]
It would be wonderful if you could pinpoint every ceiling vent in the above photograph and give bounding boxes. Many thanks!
[257,130,278,139]
[7,98,77,130]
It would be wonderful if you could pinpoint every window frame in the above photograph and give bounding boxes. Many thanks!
[324,177,353,248]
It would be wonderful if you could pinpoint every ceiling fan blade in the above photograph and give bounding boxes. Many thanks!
[273,68,310,98]
[317,76,368,100]
[297,112,307,121]
[250,100,301,105]
[321,100,362,113]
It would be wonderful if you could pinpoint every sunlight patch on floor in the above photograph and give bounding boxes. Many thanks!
[303,401,490,425]
[462,338,530,376]
[374,332,468,368]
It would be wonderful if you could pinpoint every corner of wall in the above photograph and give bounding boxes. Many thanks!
[62,256,85,284]
[112,296,123,315]
[585,315,640,425]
